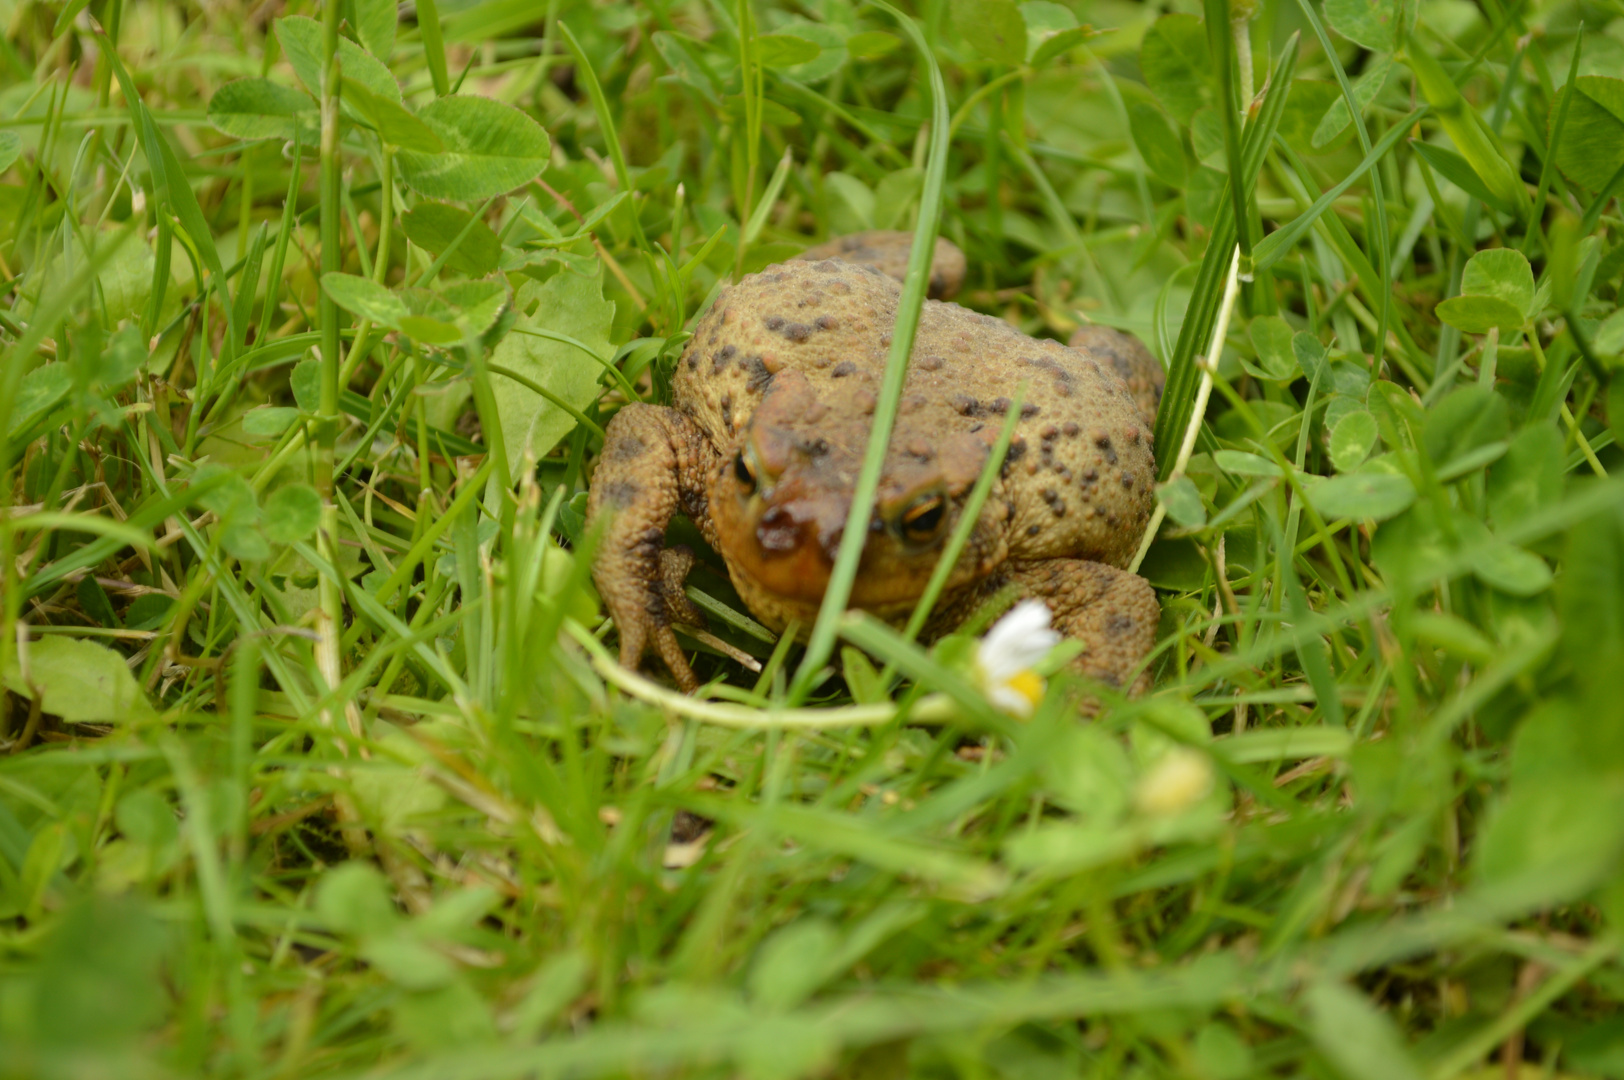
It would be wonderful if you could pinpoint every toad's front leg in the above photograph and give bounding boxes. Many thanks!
[586,404,717,691]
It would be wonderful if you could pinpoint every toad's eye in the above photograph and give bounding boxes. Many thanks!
[901,496,946,542]
[733,450,757,492]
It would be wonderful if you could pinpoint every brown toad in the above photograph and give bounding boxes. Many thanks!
[587,255,1162,695]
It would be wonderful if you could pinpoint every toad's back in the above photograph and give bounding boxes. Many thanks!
[674,259,1156,569]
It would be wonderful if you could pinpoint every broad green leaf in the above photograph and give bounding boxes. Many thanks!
[1312,53,1391,149]
[1213,449,1283,476]
[438,278,509,336]
[846,31,902,60]
[1307,472,1416,520]
[1329,410,1378,472]
[1469,536,1552,595]
[0,130,22,173]
[1030,24,1095,67]
[748,919,841,1010]
[316,862,399,935]
[723,94,801,128]
[322,272,410,327]
[491,269,615,467]
[1434,294,1525,334]
[1140,14,1210,124]
[397,95,551,201]
[1324,0,1415,52]
[1157,476,1207,528]
[1557,501,1624,682]
[1423,385,1509,465]
[1554,76,1624,191]
[291,356,321,412]
[872,167,922,230]
[275,15,402,104]
[1610,376,1624,448]
[242,406,300,437]
[362,935,460,990]
[1293,331,1327,382]
[15,363,71,426]
[1411,139,1517,215]
[355,0,397,60]
[1,637,158,722]
[206,78,315,142]
[772,19,846,83]
[951,0,1027,68]
[342,77,443,152]
[1487,424,1563,528]
[1306,981,1425,1080]
[1278,79,1349,154]
[402,203,502,278]
[825,171,875,233]
[1248,315,1298,380]
[1128,100,1186,187]
[755,33,820,69]
[262,484,322,543]
[1461,247,1535,315]
[1021,1,1080,64]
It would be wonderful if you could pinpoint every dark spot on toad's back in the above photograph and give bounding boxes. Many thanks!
[763,315,785,332]
[781,322,812,342]
[743,356,773,392]
[831,361,857,377]
[601,480,640,508]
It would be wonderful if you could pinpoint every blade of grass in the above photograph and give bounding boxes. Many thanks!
[787,0,951,705]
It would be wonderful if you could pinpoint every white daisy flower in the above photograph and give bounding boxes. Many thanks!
[973,600,1062,719]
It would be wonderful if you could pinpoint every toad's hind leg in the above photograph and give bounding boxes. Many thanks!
[586,404,716,692]
[1004,559,1160,695]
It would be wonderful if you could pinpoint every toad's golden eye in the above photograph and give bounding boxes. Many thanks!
[901,496,946,542]
[733,450,757,493]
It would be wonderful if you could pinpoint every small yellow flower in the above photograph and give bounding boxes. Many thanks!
[973,600,1061,719]
[1134,747,1215,816]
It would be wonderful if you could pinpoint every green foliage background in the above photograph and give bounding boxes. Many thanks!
[2,0,1624,1074]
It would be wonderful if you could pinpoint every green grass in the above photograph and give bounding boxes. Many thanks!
[3,0,1624,1075]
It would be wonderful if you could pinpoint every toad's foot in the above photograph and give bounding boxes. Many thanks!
[1005,558,1159,695]
[586,403,717,692]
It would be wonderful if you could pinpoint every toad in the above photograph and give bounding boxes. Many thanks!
[587,252,1162,696]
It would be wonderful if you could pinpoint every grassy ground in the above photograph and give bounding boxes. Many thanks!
[3,0,1624,1074]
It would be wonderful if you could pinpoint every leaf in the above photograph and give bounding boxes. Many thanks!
[1,636,158,723]
[275,15,402,105]
[1328,410,1378,472]
[748,919,841,1010]
[755,33,821,69]
[1554,76,1624,191]
[291,356,321,413]
[1248,316,1298,380]
[1307,472,1416,520]
[262,485,322,544]
[242,406,300,437]
[355,0,397,60]
[1423,385,1509,465]
[401,203,502,276]
[1140,14,1211,124]
[872,167,923,230]
[951,0,1028,68]
[491,269,615,468]
[1311,53,1392,149]
[316,862,399,935]
[1460,247,1535,316]
[1306,981,1426,1080]
[1469,535,1553,595]
[15,363,71,426]
[397,95,551,202]
[1021,1,1083,64]
[1293,331,1327,382]
[342,77,443,152]
[1434,294,1526,334]
[1487,424,1564,529]
[1213,450,1283,476]
[206,78,316,142]
[1157,476,1208,528]
[1128,100,1187,187]
[847,30,902,60]
[322,272,410,327]
[0,130,22,173]
[1324,0,1415,52]
[771,19,847,84]
[1412,140,1517,216]
[437,279,509,336]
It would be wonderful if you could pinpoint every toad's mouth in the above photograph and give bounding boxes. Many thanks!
[713,494,928,612]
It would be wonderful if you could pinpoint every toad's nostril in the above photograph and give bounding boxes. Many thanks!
[757,506,803,553]
[819,524,844,560]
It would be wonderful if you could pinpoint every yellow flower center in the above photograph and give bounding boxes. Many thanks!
[1004,669,1045,710]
